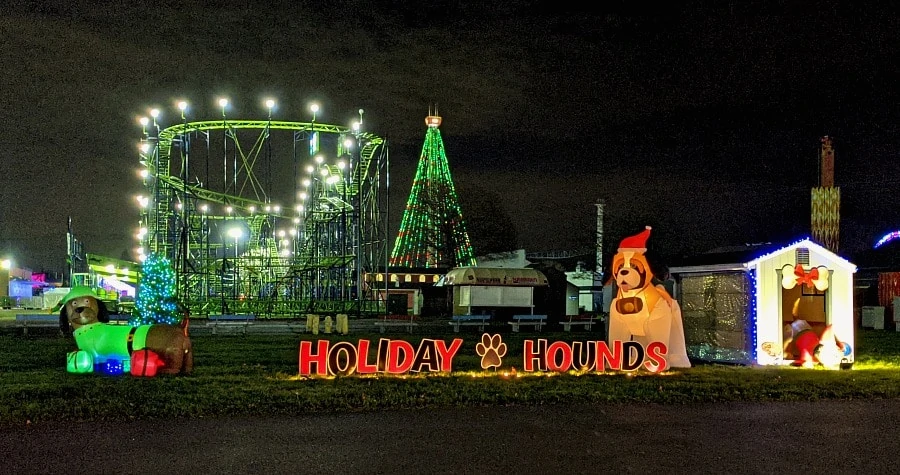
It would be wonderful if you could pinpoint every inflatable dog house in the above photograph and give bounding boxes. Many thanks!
[669,238,855,368]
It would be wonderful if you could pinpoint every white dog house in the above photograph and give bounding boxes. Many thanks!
[669,238,856,366]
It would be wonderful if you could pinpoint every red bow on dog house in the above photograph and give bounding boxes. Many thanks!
[781,264,829,291]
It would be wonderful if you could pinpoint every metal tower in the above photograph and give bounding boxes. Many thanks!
[811,136,840,253]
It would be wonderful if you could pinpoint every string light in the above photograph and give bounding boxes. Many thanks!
[133,253,181,326]
[874,230,900,248]
[749,267,759,364]
[745,237,855,272]
[390,115,476,268]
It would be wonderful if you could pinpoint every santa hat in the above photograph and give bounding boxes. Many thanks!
[618,226,652,253]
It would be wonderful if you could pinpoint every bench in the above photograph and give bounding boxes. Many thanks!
[109,314,132,325]
[208,314,256,334]
[449,315,490,332]
[508,314,547,332]
[373,315,418,333]
[16,313,145,335]
[562,315,596,332]
[15,314,59,335]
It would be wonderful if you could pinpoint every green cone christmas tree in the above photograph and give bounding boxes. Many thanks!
[132,253,182,326]
[390,114,476,268]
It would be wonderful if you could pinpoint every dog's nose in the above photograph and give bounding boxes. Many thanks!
[75,306,86,314]
[620,269,629,276]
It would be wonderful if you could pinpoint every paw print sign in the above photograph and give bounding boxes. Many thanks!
[475,333,507,370]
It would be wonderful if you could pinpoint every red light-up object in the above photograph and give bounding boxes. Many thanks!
[131,349,164,377]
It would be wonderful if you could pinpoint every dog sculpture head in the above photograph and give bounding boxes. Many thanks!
[612,226,655,293]
[611,226,665,316]
[612,250,653,292]
[57,286,110,334]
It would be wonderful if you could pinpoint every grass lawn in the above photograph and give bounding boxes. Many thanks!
[2,327,900,425]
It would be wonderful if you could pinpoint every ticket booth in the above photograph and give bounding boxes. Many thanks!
[440,267,549,318]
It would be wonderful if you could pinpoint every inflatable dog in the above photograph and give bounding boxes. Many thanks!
[608,227,691,369]
[782,319,846,369]
[58,286,193,375]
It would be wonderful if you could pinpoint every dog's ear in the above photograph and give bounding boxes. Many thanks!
[59,306,71,335]
[611,254,624,274]
[96,298,110,323]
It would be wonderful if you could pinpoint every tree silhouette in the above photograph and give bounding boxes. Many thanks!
[457,184,518,256]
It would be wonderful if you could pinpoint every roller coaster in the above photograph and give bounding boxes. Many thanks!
[137,109,391,318]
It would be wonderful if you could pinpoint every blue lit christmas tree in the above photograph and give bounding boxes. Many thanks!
[390,114,476,268]
[132,253,182,326]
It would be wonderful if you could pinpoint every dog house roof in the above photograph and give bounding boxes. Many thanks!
[670,237,857,274]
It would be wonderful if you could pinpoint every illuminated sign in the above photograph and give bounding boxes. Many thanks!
[523,339,667,372]
[299,338,464,376]
[298,334,672,377]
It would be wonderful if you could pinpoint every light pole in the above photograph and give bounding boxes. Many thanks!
[228,226,242,301]
[176,100,189,291]
[149,108,161,254]
[228,227,242,257]
[218,98,229,195]
[349,121,363,313]
[264,99,276,276]
[265,99,275,195]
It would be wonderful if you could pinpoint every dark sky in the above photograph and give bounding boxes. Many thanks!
[3,1,900,273]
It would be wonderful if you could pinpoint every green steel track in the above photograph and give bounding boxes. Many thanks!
[139,119,389,318]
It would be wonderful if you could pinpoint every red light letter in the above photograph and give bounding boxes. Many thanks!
[644,342,668,373]
[571,341,597,371]
[328,341,358,376]
[622,341,644,371]
[435,338,463,372]
[597,340,622,371]
[523,339,547,372]
[411,339,440,373]
[387,340,415,374]
[546,341,573,372]
[377,338,390,372]
[298,340,330,376]
[356,339,377,374]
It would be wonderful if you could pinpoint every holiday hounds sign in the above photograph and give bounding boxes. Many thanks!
[298,333,672,376]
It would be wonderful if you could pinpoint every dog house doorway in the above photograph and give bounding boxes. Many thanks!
[779,267,832,359]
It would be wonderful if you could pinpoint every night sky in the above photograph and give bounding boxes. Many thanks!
[3,1,900,273]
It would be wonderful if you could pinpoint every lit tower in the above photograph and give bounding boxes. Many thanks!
[594,199,606,313]
[390,113,476,268]
[811,136,840,253]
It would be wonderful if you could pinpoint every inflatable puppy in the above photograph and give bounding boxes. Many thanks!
[58,286,192,375]
[608,227,691,369]
[782,319,847,369]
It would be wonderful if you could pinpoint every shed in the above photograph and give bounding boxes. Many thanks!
[669,238,856,366]
[439,267,549,317]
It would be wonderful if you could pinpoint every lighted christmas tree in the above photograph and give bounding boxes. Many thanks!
[132,253,182,326]
[390,114,477,268]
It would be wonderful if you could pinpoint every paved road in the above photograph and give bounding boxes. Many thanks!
[3,400,898,474]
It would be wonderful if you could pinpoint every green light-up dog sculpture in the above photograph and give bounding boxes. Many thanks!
[58,286,193,376]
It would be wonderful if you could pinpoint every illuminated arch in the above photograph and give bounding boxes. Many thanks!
[874,231,900,248]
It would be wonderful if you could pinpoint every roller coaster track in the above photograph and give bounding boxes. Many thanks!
[140,119,388,317]
[155,120,383,211]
